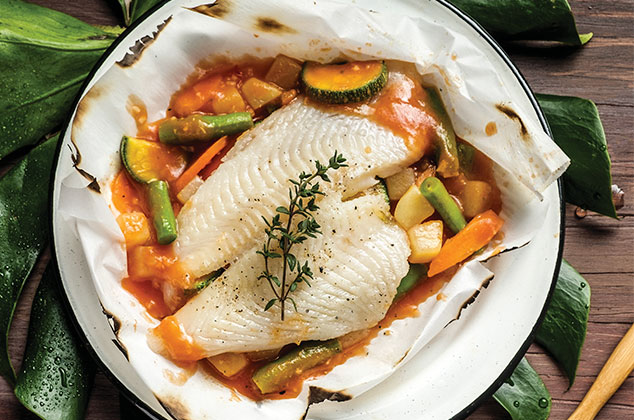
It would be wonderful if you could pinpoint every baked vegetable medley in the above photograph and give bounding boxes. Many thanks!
[110,56,505,399]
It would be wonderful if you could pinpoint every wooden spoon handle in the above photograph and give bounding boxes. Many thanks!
[568,323,634,420]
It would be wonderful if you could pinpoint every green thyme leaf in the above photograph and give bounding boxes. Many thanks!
[258,152,347,319]
[264,299,278,311]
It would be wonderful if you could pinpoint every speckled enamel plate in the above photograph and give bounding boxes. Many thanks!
[50,1,564,419]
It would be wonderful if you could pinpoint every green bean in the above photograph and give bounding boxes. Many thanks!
[419,177,466,233]
[158,112,253,144]
[424,87,460,177]
[252,339,341,394]
[394,264,428,301]
[457,142,475,174]
[147,180,177,244]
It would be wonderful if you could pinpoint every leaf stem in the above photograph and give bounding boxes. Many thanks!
[258,152,347,320]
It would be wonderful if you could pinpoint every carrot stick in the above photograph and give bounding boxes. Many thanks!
[428,209,504,277]
[173,136,228,193]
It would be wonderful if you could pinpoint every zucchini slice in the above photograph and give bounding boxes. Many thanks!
[120,135,187,184]
[301,60,388,104]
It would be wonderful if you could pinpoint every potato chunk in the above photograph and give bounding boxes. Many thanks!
[394,184,435,229]
[241,78,282,109]
[208,352,249,377]
[461,180,492,219]
[117,211,151,247]
[407,220,443,264]
[386,167,415,200]
[212,86,247,114]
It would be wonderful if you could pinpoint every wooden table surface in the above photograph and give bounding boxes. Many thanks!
[1,1,632,419]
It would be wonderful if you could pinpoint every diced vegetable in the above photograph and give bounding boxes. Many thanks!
[407,220,444,264]
[265,55,303,89]
[301,60,388,104]
[395,264,428,300]
[172,75,223,116]
[173,136,228,193]
[127,245,177,280]
[252,340,341,394]
[212,86,247,114]
[394,184,435,230]
[419,176,466,234]
[176,176,204,204]
[428,210,504,277]
[147,180,178,245]
[116,211,151,247]
[183,267,225,296]
[120,136,187,184]
[246,348,281,362]
[457,142,475,174]
[158,113,253,145]
[461,180,493,219]
[241,78,282,110]
[386,167,416,200]
[208,353,249,377]
[424,87,459,177]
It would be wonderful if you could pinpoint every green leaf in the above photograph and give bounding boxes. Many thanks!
[537,94,617,218]
[14,264,96,420]
[118,0,163,26]
[264,299,278,311]
[0,136,57,384]
[493,357,551,420]
[535,259,590,388]
[0,0,121,160]
[449,0,592,45]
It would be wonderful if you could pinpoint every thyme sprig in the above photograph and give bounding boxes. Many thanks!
[257,151,347,320]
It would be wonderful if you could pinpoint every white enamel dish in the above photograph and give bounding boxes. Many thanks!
[50,0,565,419]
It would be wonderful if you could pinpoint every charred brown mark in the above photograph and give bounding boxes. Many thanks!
[102,307,129,359]
[117,17,172,68]
[255,17,297,34]
[67,142,101,193]
[190,1,230,19]
[445,273,495,328]
[496,104,528,137]
[308,386,352,405]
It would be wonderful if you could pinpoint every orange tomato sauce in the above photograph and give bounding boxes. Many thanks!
[110,57,504,401]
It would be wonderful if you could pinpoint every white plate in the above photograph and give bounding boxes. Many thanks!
[51,0,564,418]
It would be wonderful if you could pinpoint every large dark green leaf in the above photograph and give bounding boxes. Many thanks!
[494,357,552,420]
[0,0,121,160]
[537,94,617,218]
[0,136,57,384]
[535,259,590,388]
[117,0,163,26]
[449,0,592,45]
[14,264,95,420]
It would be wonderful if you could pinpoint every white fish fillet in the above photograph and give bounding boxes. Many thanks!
[173,188,410,356]
[175,99,419,278]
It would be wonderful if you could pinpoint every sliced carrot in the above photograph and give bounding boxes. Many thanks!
[173,136,228,193]
[428,209,504,277]
[172,75,223,116]
[199,137,233,180]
